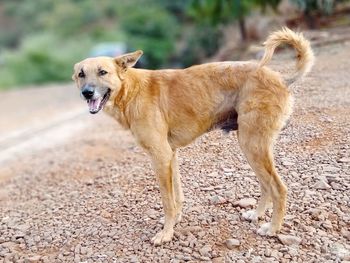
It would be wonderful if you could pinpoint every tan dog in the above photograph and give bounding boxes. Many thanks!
[72,28,314,245]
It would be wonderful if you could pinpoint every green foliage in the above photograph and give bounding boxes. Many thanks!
[187,0,281,26]
[289,0,349,28]
[0,0,180,88]
[118,3,179,68]
[180,25,222,67]
[186,0,281,43]
[290,0,336,14]
[0,34,93,88]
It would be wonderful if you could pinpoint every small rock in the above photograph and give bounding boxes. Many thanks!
[252,256,263,263]
[329,242,350,260]
[74,244,81,254]
[199,245,212,257]
[28,255,41,262]
[322,165,340,173]
[130,254,139,263]
[146,209,158,219]
[101,210,112,218]
[203,186,215,191]
[179,240,189,247]
[313,179,331,190]
[325,174,339,183]
[338,157,350,163]
[234,198,256,208]
[15,224,30,232]
[330,182,342,190]
[212,257,224,263]
[322,220,333,230]
[80,246,88,255]
[277,234,301,246]
[270,249,282,259]
[181,247,192,254]
[210,195,226,205]
[208,171,219,177]
[14,232,25,239]
[282,160,295,166]
[223,168,234,173]
[310,208,327,221]
[225,239,240,249]
[74,254,81,263]
[84,179,94,185]
[341,228,350,240]
[264,248,272,257]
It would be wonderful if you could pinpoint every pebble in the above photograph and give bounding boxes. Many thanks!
[210,195,226,204]
[282,160,295,166]
[212,257,225,263]
[338,157,350,163]
[329,243,350,260]
[277,234,302,246]
[234,198,256,208]
[199,245,212,257]
[74,254,81,263]
[28,255,41,262]
[341,229,350,240]
[322,165,340,173]
[225,238,240,249]
[130,255,139,263]
[313,179,331,190]
[80,246,88,255]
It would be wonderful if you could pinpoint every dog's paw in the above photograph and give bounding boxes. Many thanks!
[257,222,276,236]
[242,210,259,222]
[151,229,174,245]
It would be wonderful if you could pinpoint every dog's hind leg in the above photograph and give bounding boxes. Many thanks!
[237,116,287,236]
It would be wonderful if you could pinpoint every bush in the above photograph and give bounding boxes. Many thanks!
[119,4,179,68]
[0,33,93,89]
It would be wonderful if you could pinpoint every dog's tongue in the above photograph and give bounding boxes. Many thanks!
[88,98,102,113]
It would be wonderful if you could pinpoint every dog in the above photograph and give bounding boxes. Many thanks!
[72,28,314,245]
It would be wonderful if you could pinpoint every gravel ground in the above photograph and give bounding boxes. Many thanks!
[0,38,350,263]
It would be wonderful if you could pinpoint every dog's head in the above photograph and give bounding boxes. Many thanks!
[72,50,143,114]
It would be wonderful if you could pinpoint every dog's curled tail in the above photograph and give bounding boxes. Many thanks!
[259,27,315,85]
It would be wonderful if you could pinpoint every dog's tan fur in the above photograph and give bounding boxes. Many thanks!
[72,28,314,245]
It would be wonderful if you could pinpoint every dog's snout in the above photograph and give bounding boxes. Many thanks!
[81,85,95,99]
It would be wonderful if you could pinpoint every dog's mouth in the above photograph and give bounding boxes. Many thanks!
[87,89,111,114]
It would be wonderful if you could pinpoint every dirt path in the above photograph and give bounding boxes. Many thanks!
[0,39,349,262]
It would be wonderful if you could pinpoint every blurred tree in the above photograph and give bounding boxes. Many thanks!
[289,0,349,28]
[116,1,179,68]
[188,0,281,41]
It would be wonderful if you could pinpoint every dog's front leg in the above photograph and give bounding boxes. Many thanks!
[150,145,177,245]
[171,151,184,223]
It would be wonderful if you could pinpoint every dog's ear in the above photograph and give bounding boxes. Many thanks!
[115,50,143,71]
[72,62,79,81]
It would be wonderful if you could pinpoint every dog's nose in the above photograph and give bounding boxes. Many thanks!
[81,85,94,99]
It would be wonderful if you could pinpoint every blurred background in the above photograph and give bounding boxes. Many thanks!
[0,0,350,89]
[1,0,350,163]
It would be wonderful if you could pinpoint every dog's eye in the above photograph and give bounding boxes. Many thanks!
[98,70,108,76]
[78,71,85,78]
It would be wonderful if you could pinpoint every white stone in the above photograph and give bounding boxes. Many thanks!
[277,234,302,246]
